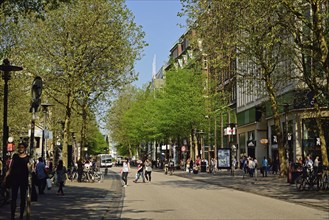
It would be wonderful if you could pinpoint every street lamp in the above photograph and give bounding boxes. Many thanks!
[41,103,53,159]
[0,59,22,176]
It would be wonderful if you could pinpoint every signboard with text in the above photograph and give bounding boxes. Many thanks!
[217,148,231,169]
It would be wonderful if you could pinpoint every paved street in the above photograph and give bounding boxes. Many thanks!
[0,167,328,219]
[0,171,123,220]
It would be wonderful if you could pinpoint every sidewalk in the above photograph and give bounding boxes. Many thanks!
[0,172,123,220]
[168,168,329,212]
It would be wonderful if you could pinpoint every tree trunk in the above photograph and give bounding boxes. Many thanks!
[80,102,87,159]
[62,93,72,168]
[189,133,194,161]
[267,79,286,176]
[314,102,329,166]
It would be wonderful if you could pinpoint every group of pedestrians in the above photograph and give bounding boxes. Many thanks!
[2,143,68,219]
[120,158,153,187]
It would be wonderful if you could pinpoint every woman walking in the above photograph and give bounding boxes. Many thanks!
[121,158,130,187]
[144,159,152,182]
[56,160,67,195]
[6,143,29,219]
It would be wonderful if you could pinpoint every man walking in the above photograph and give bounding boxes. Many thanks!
[261,156,268,177]
[36,157,47,195]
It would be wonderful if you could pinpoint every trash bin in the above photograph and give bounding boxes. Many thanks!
[201,162,207,172]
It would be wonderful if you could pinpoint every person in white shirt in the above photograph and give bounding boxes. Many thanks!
[314,156,320,174]
[121,158,130,187]
[253,158,258,180]
[248,157,255,177]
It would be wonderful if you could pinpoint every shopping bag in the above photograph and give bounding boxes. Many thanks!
[46,178,52,190]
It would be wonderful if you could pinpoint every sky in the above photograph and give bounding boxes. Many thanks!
[126,0,187,88]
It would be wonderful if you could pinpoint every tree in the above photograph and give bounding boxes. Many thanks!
[107,85,140,158]
[180,0,296,175]
[13,0,145,167]
[278,0,329,166]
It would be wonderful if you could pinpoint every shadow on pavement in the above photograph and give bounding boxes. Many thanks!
[0,184,111,220]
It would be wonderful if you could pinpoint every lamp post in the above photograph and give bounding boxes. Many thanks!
[41,103,53,159]
[0,59,22,176]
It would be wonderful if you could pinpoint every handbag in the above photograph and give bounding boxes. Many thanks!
[46,178,52,190]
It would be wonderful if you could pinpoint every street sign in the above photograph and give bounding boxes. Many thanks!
[7,143,15,152]
[181,146,186,152]
[260,139,268,144]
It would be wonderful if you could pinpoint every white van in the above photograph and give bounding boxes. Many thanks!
[97,154,113,168]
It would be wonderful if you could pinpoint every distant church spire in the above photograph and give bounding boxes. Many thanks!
[152,54,156,79]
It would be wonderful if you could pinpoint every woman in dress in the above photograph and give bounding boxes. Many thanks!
[56,160,67,195]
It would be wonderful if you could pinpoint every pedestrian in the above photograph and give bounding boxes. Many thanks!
[272,156,279,174]
[77,158,83,182]
[210,158,216,174]
[254,157,258,180]
[231,157,237,176]
[56,160,67,195]
[314,156,320,174]
[121,158,130,187]
[0,157,2,176]
[144,159,152,182]
[49,158,53,173]
[243,156,248,174]
[169,158,174,174]
[36,157,47,195]
[195,156,201,169]
[133,161,145,183]
[189,159,194,174]
[248,157,255,177]
[261,156,268,177]
[204,158,209,173]
[5,143,29,219]
[156,158,160,168]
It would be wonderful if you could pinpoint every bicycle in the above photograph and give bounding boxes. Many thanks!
[296,165,322,191]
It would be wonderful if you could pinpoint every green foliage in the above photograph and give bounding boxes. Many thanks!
[0,0,145,166]
[157,68,206,138]
[86,124,108,155]
[107,68,208,154]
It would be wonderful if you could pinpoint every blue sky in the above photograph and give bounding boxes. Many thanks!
[126,0,187,88]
